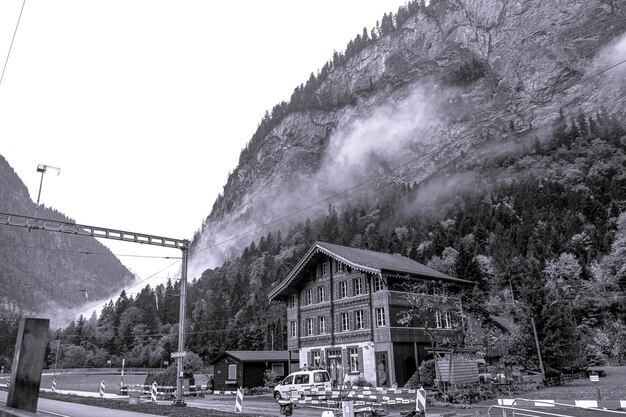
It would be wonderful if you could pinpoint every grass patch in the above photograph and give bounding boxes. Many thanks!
[521,366,626,400]
[39,392,257,417]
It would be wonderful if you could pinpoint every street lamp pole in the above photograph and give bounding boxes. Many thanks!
[34,164,60,220]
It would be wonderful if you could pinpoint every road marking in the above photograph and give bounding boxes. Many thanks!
[39,409,72,417]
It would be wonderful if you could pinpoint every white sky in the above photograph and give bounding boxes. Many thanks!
[0,0,407,300]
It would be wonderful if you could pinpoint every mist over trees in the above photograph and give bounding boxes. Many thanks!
[38,110,626,376]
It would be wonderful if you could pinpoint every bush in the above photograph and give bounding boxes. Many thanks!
[419,360,436,387]
[405,370,421,388]
[443,384,496,404]
[263,369,280,388]
[352,376,372,387]
[249,386,272,396]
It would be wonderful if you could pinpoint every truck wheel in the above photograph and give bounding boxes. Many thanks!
[274,391,282,401]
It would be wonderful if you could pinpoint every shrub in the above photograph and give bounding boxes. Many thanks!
[419,359,436,387]
[405,370,421,388]
[352,376,372,387]
[445,57,488,85]
[444,384,496,404]
[263,369,280,388]
[249,386,272,396]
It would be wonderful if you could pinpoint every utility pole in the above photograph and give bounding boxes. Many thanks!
[173,246,189,407]
[531,317,545,380]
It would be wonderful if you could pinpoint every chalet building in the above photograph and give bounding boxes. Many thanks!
[268,242,477,387]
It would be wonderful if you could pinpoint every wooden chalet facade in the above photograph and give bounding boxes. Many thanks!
[211,350,299,391]
[268,241,475,387]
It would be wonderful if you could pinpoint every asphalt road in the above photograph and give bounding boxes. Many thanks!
[0,391,162,417]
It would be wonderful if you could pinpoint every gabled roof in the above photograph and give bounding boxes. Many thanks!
[210,350,298,365]
[268,241,473,301]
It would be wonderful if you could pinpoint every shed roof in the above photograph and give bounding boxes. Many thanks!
[268,241,473,301]
[210,350,298,364]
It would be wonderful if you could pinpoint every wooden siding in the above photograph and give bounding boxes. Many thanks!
[436,358,479,385]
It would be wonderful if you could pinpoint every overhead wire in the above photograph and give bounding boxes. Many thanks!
[65,259,181,319]
[0,0,26,89]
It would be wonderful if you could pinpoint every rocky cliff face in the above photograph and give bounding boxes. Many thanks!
[188,0,626,278]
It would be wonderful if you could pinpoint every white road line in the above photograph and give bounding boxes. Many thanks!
[38,409,72,417]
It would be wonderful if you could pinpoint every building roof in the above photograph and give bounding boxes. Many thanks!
[268,241,473,301]
[210,350,299,365]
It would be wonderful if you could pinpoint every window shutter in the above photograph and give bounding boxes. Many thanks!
[358,347,364,372]
[307,351,313,368]
[342,348,348,372]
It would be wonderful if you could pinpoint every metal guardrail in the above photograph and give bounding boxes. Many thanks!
[489,398,626,416]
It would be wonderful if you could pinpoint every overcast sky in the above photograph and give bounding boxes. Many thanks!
[0,1,408,301]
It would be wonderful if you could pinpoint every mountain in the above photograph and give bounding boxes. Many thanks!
[0,155,134,320]
[188,0,626,278]
[41,0,626,374]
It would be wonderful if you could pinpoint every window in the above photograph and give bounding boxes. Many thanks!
[288,294,297,308]
[341,312,350,331]
[322,262,328,276]
[228,363,237,380]
[444,311,452,328]
[272,363,285,376]
[312,350,321,367]
[353,278,363,295]
[314,370,329,382]
[335,261,345,273]
[340,281,348,298]
[304,289,313,305]
[319,316,326,334]
[306,318,314,335]
[327,349,341,360]
[374,276,384,292]
[435,311,442,328]
[355,310,364,329]
[290,321,298,337]
[294,374,309,384]
[318,286,326,303]
[376,308,386,327]
[348,347,359,373]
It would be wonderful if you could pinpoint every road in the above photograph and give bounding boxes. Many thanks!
[0,391,162,417]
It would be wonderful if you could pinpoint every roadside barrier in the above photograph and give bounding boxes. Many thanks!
[151,381,158,403]
[288,386,424,406]
[235,387,244,413]
[51,376,56,393]
[416,386,426,416]
[498,398,626,410]
[99,380,105,397]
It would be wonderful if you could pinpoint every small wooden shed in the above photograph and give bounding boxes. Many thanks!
[211,350,299,391]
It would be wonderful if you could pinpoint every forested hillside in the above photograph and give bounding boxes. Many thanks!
[45,110,626,375]
[0,155,135,370]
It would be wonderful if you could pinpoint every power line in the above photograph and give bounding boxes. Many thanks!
[0,0,26,89]
[65,259,181,319]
